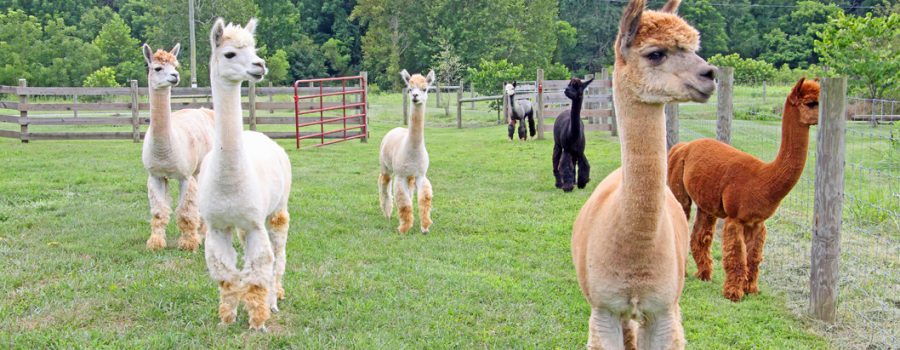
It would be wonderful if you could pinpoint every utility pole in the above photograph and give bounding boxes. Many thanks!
[188,0,198,88]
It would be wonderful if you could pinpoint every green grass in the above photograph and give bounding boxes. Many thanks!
[0,106,830,348]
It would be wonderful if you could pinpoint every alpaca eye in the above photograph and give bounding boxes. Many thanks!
[806,101,818,108]
[646,51,666,62]
[224,52,236,59]
[154,67,162,72]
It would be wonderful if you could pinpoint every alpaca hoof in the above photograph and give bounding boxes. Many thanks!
[421,227,429,234]
[218,310,237,325]
[270,304,280,314]
[146,235,166,251]
[562,187,574,192]
[746,284,759,294]
[694,270,712,281]
[276,287,285,300]
[250,325,268,332]
[177,236,200,252]
[555,182,562,189]
[723,286,745,302]
[397,225,411,234]
[577,180,590,189]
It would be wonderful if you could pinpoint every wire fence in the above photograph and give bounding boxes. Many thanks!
[676,86,898,349]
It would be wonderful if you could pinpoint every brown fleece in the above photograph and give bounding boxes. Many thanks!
[243,284,270,330]
[667,78,820,301]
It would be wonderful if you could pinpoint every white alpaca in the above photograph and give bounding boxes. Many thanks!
[198,18,291,331]
[378,70,435,234]
[141,43,215,252]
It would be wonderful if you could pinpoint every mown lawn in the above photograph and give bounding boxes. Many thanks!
[0,108,827,348]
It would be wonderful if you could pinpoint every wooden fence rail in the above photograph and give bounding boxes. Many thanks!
[0,79,358,143]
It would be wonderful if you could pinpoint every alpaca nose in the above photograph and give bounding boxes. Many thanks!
[699,66,716,81]
[253,61,266,69]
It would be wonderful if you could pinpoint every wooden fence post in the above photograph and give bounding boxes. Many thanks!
[469,81,475,109]
[457,80,463,129]
[502,84,510,125]
[536,68,545,140]
[268,81,274,114]
[130,80,140,143]
[665,103,679,150]
[402,88,409,125]
[73,94,78,118]
[762,80,767,106]
[810,76,847,323]
[603,67,618,137]
[18,79,28,143]
[249,81,257,131]
[716,67,734,144]
[435,81,442,108]
[361,71,369,142]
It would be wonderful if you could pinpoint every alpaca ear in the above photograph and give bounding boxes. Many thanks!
[170,43,181,58]
[618,0,645,56]
[211,18,225,48]
[660,0,681,14]
[245,18,258,34]
[142,43,153,66]
[425,70,436,86]
[789,77,806,104]
[583,78,595,89]
[400,69,411,85]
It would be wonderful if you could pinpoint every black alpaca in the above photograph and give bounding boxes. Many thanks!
[552,77,594,192]
[504,82,535,140]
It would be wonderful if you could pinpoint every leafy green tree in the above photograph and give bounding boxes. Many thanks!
[286,35,328,80]
[78,6,118,41]
[466,59,526,95]
[93,13,143,84]
[559,0,620,73]
[708,53,776,84]
[554,20,577,66]
[322,38,351,76]
[83,66,119,87]
[266,49,290,85]
[544,62,572,81]
[815,12,900,98]
[431,36,465,84]
[681,0,729,57]
[760,1,843,68]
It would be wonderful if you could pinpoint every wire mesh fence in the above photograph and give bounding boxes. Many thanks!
[676,84,898,349]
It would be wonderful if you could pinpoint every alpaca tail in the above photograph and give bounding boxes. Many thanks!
[527,110,536,137]
[667,142,692,220]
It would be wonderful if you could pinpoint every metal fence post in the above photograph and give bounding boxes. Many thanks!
[361,71,368,142]
[536,69,545,140]
[716,67,734,144]
[130,80,140,142]
[810,76,848,323]
[18,79,28,143]
[666,103,679,150]
[457,80,463,129]
[249,81,257,131]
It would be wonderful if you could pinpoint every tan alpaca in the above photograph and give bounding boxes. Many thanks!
[571,0,716,348]
[141,43,215,252]
[379,70,435,234]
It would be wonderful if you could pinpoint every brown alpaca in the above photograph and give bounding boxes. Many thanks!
[667,78,820,302]
[571,0,715,348]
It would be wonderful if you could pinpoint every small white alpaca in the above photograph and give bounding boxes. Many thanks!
[141,43,215,252]
[378,70,435,234]
[199,18,292,331]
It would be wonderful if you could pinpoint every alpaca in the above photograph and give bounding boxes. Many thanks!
[552,77,594,192]
[379,70,435,234]
[667,78,820,302]
[571,0,716,348]
[141,43,215,252]
[504,82,535,140]
[198,18,292,331]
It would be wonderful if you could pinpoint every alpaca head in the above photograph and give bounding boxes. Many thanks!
[143,43,181,89]
[401,69,435,105]
[564,77,595,100]
[504,82,518,97]
[614,0,716,104]
[787,77,820,126]
[209,18,267,85]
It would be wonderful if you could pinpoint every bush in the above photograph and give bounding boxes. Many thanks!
[82,66,119,102]
[466,59,526,96]
[708,53,776,85]
[544,62,572,80]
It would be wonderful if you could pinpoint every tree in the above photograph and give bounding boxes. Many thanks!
[93,13,143,84]
[431,36,465,84]
[760,1,843,68]
[681,0,729,57]
[815,12,900,98]
[266,49,290,85]
[554,20,577,66]
[322,38,351,76]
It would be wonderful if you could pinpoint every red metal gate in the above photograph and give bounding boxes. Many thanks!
[293,75,368,148]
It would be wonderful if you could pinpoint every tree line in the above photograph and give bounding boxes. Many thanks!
[0,0,896,97]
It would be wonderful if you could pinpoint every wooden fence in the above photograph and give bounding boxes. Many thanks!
[0,78,367,143]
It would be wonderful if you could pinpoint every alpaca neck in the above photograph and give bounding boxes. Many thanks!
[148,86,174,154]
[615,89,668,237]
[763,104,810,201]
[211,77,245,155]
[407,102,426,146]
[570,95,583,136]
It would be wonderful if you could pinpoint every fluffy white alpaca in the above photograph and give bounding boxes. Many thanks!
[198,18,292,331]
[141,43,215,252]
[378,70,435,234]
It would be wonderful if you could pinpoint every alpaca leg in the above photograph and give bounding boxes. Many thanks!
[666,152,692,220]
[721,218,748,302]
[552,144,563,189]
[576,153,591,189]
[527,110,536,137]
[146,176,170,251]
[378,173,393,219]
[587,308,623,350]
[205,228,241,325]
[508,119,516,140]
[417,177,433,234]
[241,226,275,331]
[691,210,717,281]
[518,118,527,140]
[622,320,637,350]
[559,152,575,192]
[745,222,767,294]
[394,178,414,234]
[268,210,290,305]
[175,177,202,252]
[641,306,685,350]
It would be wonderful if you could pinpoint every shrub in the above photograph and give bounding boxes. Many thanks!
[466,59,526,96]
[708,53,776,85]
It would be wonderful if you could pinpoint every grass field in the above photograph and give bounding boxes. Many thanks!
[0,101,831,348]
